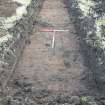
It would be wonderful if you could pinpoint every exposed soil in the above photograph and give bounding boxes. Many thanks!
[4,0,101,104]
[0,0,22,17]
[15,0,87,93]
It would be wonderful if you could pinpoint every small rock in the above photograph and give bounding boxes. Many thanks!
[10,100,21,105]
[62,104,75,105]
[70,96,80,105]
[14,80,32,88]
[64,60,71,68]
[101,100,105,104]
[45,43,50,47]
[23,87,32,92]
[88,102,98,105]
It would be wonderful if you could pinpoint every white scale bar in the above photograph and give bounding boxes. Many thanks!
[52,30,69,49]
[40,28,69,51]
[52,31,55,48]
[53,29,69,32]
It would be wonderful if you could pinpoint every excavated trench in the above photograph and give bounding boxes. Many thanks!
[0,0,105,105]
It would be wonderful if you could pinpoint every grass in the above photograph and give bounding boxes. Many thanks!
[76,0,105,51]
[0,0,32,42]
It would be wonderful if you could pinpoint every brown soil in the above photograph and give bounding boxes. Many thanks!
[0,0,22,17]
[15,0,88,94]
[7,0,96,104]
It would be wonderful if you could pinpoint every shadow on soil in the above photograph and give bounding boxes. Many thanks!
[63,0,105,102]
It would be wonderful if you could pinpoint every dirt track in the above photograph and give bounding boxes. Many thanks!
[9,0,93,104]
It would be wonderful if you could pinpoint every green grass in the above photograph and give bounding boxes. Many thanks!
[13,0,32,5]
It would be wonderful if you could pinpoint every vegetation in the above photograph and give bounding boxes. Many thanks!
[76,0,105,61]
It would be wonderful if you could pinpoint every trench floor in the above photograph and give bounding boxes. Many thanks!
[10,0,94,103]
